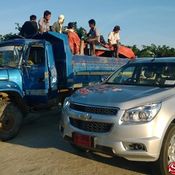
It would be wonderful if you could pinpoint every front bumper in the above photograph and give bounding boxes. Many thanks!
[60,107,162,162]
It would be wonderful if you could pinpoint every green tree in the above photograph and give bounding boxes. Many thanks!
[15,23,21,33]
[0,23,22,41]
[130,45,140,57]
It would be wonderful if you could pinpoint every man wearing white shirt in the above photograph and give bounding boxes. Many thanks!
[38,10,51,33]
[108,25,120,58]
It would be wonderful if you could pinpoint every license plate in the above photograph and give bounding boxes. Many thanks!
[72,133,94,148]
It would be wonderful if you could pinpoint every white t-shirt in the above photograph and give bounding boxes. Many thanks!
[108,31,120,45]
[38,18,50,33]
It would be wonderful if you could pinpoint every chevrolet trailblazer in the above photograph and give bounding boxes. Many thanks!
[60,57,175,175]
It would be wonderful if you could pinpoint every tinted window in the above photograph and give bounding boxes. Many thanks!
[106,63,175,87]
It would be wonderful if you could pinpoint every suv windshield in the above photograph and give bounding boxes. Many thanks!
[0,45,23,67]
[106,62,175,87]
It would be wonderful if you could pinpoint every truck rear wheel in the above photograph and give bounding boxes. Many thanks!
[155,124,175,175]
[0,101,23,141]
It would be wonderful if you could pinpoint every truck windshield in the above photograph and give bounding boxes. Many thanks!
[106,62,175,87]
[0,45,23,67]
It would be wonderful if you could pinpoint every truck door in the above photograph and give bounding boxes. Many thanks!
[23,42,50,106]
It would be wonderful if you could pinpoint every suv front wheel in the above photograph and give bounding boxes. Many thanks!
[156,123,175,175]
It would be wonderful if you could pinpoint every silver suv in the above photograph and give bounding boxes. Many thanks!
[60,58,175,175]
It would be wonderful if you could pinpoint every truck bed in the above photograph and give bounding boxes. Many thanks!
[72,55,128,86]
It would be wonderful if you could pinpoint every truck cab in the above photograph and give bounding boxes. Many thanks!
[0,32,74,140]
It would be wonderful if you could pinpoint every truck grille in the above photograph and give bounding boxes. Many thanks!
[70,118,113,133]
[70,103,118,115]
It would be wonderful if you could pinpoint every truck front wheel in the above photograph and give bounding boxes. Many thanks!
[0,101,23,141]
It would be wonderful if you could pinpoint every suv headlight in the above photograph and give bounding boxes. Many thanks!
[121,103,161,124]
[63,97,70,109]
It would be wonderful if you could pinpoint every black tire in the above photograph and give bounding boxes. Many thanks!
[155,123,175,175]
[0,101,23,141]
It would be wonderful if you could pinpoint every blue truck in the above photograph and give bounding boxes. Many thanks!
[0,32,128,140]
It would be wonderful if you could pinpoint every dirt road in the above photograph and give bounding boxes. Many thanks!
[0,111,154,175]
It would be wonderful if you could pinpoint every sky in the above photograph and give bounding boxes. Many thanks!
[0,0,175,48]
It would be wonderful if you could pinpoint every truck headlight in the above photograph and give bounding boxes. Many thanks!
[63,97,70,109]
[121,103,161,124]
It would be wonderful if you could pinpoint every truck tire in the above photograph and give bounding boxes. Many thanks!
[155,123,175,175]
[0,101,23,141]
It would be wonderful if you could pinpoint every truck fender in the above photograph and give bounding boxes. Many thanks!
[0,82,28,114]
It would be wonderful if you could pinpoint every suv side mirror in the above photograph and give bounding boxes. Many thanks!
[101,75,108,82]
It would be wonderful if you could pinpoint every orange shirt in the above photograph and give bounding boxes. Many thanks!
[67,30,80,54]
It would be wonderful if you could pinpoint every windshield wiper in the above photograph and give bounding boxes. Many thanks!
[105,82,119,85]
[105,82,135,85]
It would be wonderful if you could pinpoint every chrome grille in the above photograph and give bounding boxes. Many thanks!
[70,103,118,115]
[70,118,113,133]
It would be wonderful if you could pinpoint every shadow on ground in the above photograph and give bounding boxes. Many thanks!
[8,111,154,175]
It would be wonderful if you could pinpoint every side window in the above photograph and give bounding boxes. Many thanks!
[28,46,45,65]
[113,66,135,83]
[139,66,156,85]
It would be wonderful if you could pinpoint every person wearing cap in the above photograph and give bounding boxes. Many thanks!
[66,22,81,55]
[52,14,65,33]
[108,25,121,58]
[38,10,51,33]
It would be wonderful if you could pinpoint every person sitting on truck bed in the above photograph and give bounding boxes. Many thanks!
[38,10,51,33]
[86,19,100,56]
[108,25,120,58]
[20,15,38,38]
[52,14,65,33]
[66,22,81,55]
